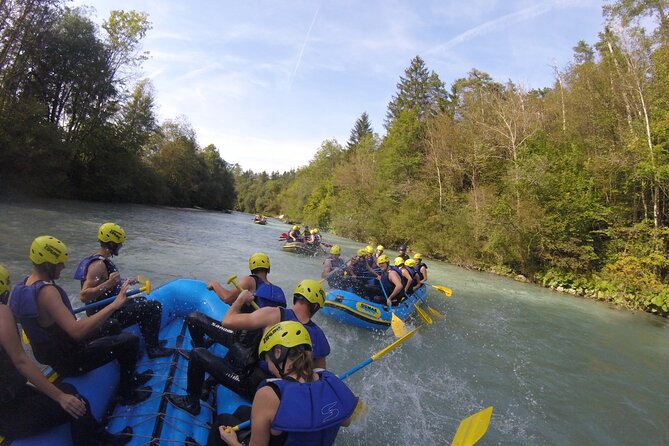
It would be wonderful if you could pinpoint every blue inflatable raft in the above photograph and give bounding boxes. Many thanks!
[321,284,427,330]
[12,278,250,446]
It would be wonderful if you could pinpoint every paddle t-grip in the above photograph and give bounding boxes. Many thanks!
[226,275,260,310]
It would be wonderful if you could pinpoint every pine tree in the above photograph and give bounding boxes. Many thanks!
[385,55,448,128]
[346,112,373,150]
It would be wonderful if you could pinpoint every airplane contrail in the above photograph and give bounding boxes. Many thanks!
[289,4,321,90]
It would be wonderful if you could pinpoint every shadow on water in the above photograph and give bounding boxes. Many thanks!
[1,198,668,445]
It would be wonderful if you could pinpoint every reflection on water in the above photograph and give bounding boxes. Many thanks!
[1,197,668,445]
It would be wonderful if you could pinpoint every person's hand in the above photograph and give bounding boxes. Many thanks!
[386,298,392,307]
[107,271,121,287]
[111,280,130,310]
[237,290,255,305]
[218,426,242,446]
[207,281,221,291]
[57,393,87,419]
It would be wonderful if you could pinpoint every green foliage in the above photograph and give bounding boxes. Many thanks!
[0,3,235,210]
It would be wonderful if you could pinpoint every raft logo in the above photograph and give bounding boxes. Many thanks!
[321,401,339,423]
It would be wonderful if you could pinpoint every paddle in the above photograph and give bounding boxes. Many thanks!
[429,283,453,297]
[227,326,421,433]
[73,279,152,315]
[226,275,260,310]
[378,278,407,337]
[451,406,493,446]
[414,304,433,324]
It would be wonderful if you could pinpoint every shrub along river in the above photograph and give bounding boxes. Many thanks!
[1,198,667,445]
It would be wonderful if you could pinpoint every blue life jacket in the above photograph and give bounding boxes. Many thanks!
[9,278,73,344]
[328,256,344,269]
[415,261,428,280]
[265,370,358,446]
[252,275,286,308]
[405,266,418,293]
[390,266,407,288]
[351,259,367,276]
[379,271,394,297]
[73,254,121,298]
[280,308,330,360]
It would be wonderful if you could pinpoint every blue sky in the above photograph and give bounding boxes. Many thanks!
[74,0,605,173]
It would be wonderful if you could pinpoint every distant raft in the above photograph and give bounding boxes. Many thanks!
[281,241,323,256]
[321,284,428,330]
[13,279,252,446]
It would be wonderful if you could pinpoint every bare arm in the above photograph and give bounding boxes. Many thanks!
[80,259,120,304]
[208,276,255,305]
[420,265,428,284]
[401,270,413,293]
[387,271,404,304]
[40,281,128,342]
[0,306,87,419]
[218,385,278,446]
[222,291,280,330]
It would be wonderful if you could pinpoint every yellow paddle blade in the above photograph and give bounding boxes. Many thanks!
[351,399,368,423]
[452,406,493,446]
[141,280,152,295]
[428,305,445,319]
[390,311,407,337]
[414,304,433,324]
[432,284,453,297]
[371,327,418,361]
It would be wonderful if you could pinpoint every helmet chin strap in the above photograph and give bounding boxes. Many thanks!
[268,346,290,377]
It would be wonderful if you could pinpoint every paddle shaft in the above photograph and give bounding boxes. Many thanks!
[227,276,260,310]
[73,287,145,314]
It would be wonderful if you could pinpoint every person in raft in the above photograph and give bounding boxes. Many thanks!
[413,253,428,287]
[216,321,358,446]
[9,236,151,406]
[0,293,131,445]
[322,245,346,289]
[223,279,331,370]
[373,254,405,306]
[287,225,301,242]
[166,253,286,414]
[74,222,173,359]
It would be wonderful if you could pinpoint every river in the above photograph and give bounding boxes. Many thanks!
[0,198,667,445]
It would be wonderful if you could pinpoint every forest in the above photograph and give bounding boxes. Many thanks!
[1,1,669,315]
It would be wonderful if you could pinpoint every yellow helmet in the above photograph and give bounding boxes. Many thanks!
[312,228,319,234]
[292,225,299,231]
[357,248,367,257]
[394,257,405,267]
[405,258,416,267]
[98,223,126,244]
[258,320,312,357]
[330,245,341,255]
[293,279,325,308]
[376,245,384,252]
[413,253,423,260]
[30,236,69,265]
[0,264,9,296]
[376,254,390,265]
[365,245,374,254]
[249,252,270,272]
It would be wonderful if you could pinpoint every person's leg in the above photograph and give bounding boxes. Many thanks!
[112,299,173,358]
[186,312,234,349]
[68,332,149,405]
[0,383,126,445]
